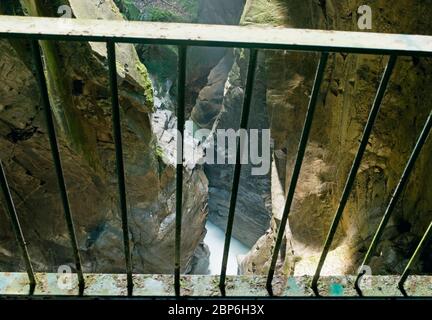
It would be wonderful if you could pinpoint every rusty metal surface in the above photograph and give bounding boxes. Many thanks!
[0,15,432,55]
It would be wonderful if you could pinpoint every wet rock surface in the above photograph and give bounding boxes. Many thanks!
[201,48,272,247]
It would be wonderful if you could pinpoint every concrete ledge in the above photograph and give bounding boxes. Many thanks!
[0,273,431,297]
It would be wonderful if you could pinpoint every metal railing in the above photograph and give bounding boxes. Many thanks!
[0,15,432,298]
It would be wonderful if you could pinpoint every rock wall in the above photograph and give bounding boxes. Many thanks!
[238,0,432,277]
[186,0,245,113]
[200,48,272,247]
[0,0,209,274]
[117,0,260,247]
[3,0,430,280]
[189,0,272,248]
[117,0,245,116]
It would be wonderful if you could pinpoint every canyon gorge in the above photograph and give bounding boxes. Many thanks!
[0,0,431,284]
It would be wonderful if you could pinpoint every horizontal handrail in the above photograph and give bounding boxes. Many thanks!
[0,15,432,55]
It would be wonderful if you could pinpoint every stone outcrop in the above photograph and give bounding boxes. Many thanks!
[236,0,432,277]
[116,0,261,247]
[189,0,272,248]
[117,0,245,116]
[0,0,208,274]
[201,48,272,247]
[186,0,245,112]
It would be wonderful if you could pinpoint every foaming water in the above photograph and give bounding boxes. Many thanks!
[204,221,250,275]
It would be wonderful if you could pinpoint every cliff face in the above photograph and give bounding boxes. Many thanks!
[188,0,272,248]
[0,0,208,274]
[199,48,272,247]
[115,0,244,116]
[237,0,432,276]
[2,0,431,279]
[186,0,245,113]
[118,0,260,247]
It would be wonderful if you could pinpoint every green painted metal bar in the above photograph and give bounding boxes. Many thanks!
[219,48,258,296]
[175,45,187,297]
[266,52,329,296]
[311,55,398,296]
[398,221,432,296]
[31,40,85,295]
[0,160,36,294]
[355,109,432,296]
[107,41,133,296]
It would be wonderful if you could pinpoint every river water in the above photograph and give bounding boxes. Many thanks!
[152,88,250,275]
[204,221,250,275]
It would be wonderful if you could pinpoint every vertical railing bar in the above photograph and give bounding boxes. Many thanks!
[175,45,187,297]
[107,41,133,296]
[266,52,329,295]
[311,55,398,296]
[355,109,432,296]
[219,48,258,296]
[398,221,432,296]
[31,40,85,295]
[0,160,36,294]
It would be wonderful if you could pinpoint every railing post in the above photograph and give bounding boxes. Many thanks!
[311,55,397,296]
[355,109,432,296]
[0,160,36,294]
[175,45,187,297]
[31,40,85,295]
[219,48,258,296]
[398,221,432,296]
[266,52,328,295]
[107,40,134,296]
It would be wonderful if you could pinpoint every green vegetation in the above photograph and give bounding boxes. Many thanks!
[151,139,167,178]
[145,6,182,22]
[136,62,155,111]
[114,0,142,20]
[177,0,199,20]
[115,0,199,23]
[155,144,165,159]
[241,0,289,26]
[144,0,199,23]
[138,44,178,82]
[113,0,201,107]
[0,0,23,15]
